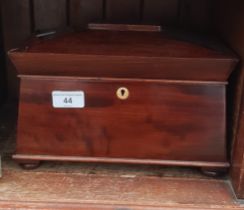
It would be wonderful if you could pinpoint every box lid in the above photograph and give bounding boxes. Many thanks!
[9,27,238,81]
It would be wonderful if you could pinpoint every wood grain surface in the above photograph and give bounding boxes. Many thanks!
[13,77,228,166]
[9,30,238,81]
[0,168,242,210]
[8,27,238,169]
[0,102,242,210]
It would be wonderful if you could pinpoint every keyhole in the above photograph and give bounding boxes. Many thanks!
[116,87,129,100]
[121,89,125,96]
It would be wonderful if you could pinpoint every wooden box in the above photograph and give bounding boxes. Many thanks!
[9,25,238,171]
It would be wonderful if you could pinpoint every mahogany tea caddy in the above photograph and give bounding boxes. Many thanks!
[8,24,238,173]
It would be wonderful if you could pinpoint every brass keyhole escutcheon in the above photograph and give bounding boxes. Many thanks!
[116,87,129,100]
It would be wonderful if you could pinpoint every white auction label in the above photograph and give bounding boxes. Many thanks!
[52,91,85,108]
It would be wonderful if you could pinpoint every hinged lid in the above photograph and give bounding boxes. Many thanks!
[9,24,238,81]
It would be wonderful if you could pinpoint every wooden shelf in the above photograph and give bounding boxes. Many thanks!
[0,161,243,210]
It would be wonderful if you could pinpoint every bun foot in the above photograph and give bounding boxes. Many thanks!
[201,167,227,177]
[18,161,41,170]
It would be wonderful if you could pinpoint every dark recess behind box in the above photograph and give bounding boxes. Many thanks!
[0,2,6,105]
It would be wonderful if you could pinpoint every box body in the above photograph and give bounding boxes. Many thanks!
[9,28,238,168]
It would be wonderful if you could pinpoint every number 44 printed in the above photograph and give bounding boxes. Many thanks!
[63,97,73,104]
[52,91,85,108]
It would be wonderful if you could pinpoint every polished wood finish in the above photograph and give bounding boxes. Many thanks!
[8,28,238,169]
[9,29,237,81]
[87,23,162,32]
[13,154,230,168]
[14,76,228,165]
[10,53,236,81]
